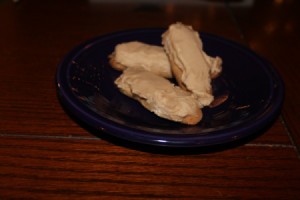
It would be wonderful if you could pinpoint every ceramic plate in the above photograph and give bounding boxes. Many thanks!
[56,29,284,147]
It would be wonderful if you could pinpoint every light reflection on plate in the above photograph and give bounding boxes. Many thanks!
[56,29,284,147]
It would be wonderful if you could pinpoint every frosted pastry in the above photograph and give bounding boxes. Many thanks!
[162,22,217,107]
[109,41,172,78]
[115,68,202,125]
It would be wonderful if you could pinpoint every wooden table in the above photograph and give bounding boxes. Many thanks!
[1,0,300,199]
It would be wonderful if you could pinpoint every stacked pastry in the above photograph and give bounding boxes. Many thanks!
[109,22,222,125]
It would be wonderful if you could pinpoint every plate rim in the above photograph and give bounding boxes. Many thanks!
[56,28,284,147]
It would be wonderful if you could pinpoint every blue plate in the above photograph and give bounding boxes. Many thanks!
[56,29,284,147]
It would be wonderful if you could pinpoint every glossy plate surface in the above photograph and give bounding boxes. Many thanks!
[56,29,284,147]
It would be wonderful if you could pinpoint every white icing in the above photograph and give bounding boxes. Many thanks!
[114,41,172,78]
[115,68,201,123]
[162,22,215,107]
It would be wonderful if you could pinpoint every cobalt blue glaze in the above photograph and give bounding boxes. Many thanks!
[56,29,284,147]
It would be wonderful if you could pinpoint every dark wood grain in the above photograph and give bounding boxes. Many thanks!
[0,135,299,199]
[0,0,300,199]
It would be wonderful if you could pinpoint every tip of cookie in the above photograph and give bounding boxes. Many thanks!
[182,109,203,125]
[109,52,126,71]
